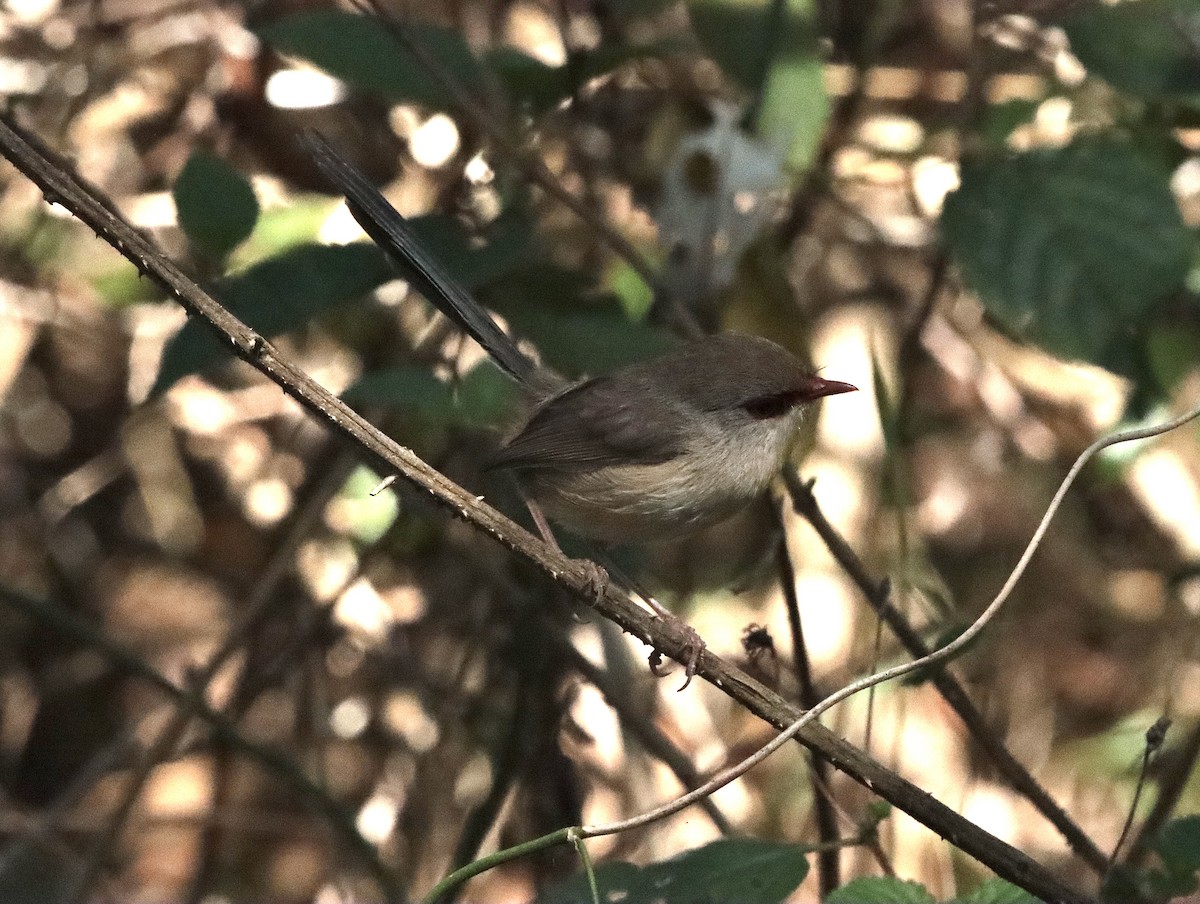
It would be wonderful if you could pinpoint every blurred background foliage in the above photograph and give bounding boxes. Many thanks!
[3,0,1200,901]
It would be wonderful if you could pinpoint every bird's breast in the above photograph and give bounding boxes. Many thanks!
[522,411,802,544]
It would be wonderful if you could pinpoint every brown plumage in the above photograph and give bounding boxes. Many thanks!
[305,134,857,544]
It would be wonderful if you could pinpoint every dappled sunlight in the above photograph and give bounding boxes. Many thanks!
[0,0,1198,901]
[812,306,891,460]
[1128,447,1200,559]
[784,571,858,672]
[265,67,347,110]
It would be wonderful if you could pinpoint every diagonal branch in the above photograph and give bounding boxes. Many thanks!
[785,472,1110,873]
[1128,719,1200,865]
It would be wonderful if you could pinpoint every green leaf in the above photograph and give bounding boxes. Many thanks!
[755,41,827,170]
[489,40,683,115]
[344,366,455,411]
[518,308,676,376]
[154,211,532,393]
[1146,319,1200,393]
[1100,864,1151,903]
[409,210,535,288]
[486,48,565,114]
[212,245,389,332]
[153,243,392,393]
[826,876,936,904]
[870,343,899,457]
[980,98,1041,149]
[345,361,516,428]
[1066,0,1200,101]
[541,862,640,904]
[229,197,343,269]
[540,838,810,904]
[491,265,675,375]
[1147,866,1200,899]
[173,151,259,258]
[337,465,401,544]
[268,18,679,119]
[1155,814,1200,876]
[956,876,1042,904]
[688,0,828,169]
[941,139,1190,365]
[258,10,485,109]
[860,800,893,834]
[606,256,655,320]
[93,266,161,308]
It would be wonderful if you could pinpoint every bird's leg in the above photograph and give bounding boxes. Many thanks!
[520,491,702,689]
[523,492,609,599]
[579,560,702,689]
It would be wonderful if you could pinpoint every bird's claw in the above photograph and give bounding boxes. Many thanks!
[647,621,705,691]
[576,560,609,599]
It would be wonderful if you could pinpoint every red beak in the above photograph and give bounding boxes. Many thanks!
[802,376,858,400]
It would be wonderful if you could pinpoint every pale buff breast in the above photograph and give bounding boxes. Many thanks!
[522,407,806,544]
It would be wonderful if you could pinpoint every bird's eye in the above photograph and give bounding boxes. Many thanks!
[741,392,797,419]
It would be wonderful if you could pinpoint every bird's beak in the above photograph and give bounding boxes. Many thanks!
[803,376,858,400]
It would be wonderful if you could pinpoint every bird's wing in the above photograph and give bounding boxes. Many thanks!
[488,375,688,471]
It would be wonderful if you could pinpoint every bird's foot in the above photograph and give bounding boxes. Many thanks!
[648,615,705,691]
[573,559,609,599]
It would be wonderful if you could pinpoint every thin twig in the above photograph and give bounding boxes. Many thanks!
[564,644,732,835]
[182,744,234,904]
[742,0,790,132]
[0,723,135,879]
[574,400,1200,865]
[446,621,569,889]
[59,441,355,903]
[1105,716,1170,888]
[64,664,214,904]
[0,584,402,903]
[775,520,840,895]
[351,0,681,328]
[897,254,949,430]
[1128,719,1199,866]
[447,681,532,879]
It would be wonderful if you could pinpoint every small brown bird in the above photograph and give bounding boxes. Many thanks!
[305,133,856,680]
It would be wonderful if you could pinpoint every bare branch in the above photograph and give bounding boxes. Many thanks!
[786,473,1110,873]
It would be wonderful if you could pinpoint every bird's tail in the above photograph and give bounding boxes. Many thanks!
[302,131,536,384]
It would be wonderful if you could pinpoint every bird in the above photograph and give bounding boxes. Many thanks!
[303,132,857,682]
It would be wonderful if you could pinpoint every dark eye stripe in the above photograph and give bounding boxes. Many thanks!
[742,392,798,419]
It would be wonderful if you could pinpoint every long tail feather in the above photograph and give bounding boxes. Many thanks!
[302,131,535,384]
